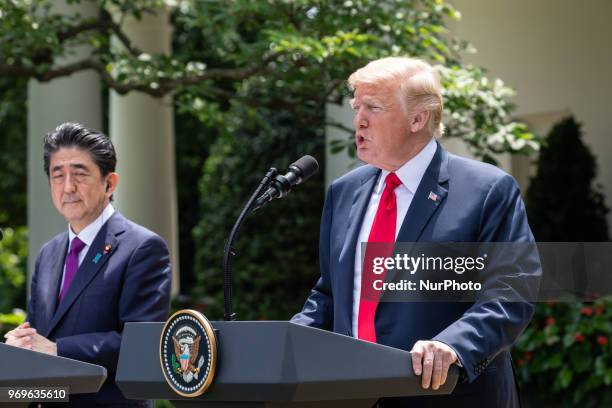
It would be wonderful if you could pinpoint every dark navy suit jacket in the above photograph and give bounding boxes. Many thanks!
[27,212,172,407]
[291,143,541,408]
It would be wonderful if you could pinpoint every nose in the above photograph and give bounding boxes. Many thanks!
[63,174,76,193]
[353,108,369,129]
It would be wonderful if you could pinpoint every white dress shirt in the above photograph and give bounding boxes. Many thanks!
[58,203,115,294]
[351,138,437,337]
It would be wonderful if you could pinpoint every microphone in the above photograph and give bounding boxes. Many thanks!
[255,155,319,207]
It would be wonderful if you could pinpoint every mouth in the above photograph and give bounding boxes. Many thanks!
[356,134,367,147]
[63,200,82,205]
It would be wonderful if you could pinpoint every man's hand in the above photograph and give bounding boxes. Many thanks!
[4,322,57,356]
[411,340,457,390]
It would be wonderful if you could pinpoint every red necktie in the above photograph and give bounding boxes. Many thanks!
[358,172,402,342]
[58,237,86,303]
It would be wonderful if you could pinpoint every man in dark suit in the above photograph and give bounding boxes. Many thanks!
[4,123,172,407]
[291,57,540,407]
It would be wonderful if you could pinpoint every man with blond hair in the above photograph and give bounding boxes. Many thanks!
[292,57,538,407]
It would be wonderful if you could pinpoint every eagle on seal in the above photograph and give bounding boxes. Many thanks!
[173,335,201,374]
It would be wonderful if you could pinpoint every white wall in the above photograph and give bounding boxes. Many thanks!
[450,0,612,227]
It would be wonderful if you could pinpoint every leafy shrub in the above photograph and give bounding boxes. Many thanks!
[0,309,26,338]
[514,301,611,407]
[0,227,27,314]
[192,107,324,321]
[516,116,611,406]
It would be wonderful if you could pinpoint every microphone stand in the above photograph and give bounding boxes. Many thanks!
[222,168,278,321]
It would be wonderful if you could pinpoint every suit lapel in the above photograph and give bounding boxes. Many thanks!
[39,234,68,336]
[397,142,449,242]
[340,169,380,261]
[338,168,379,335]
[47,213,124,336]
[385,143,449,286]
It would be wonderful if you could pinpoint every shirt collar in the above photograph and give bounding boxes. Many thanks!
[68,204,115,247]
[377,137,437,193]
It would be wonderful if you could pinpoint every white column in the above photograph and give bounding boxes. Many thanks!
[325,99,360,187]
[27,0,102,276]
[109,8,179,294]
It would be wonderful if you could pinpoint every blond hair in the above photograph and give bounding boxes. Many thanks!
[348,57,445,137]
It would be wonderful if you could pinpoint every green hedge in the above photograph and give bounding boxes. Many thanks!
[0,226,28,337]
[0,227,27,313]
[192,108,324,321]
[514,301,612,407]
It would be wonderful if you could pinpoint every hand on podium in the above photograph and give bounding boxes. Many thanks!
[411,340,458,391]
[4,321,57,356]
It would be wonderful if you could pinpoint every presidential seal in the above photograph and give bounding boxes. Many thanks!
[160,309,217,397]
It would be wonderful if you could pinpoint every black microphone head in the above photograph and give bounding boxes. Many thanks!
[290,155,319,183]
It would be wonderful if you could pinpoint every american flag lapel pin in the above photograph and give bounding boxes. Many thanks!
[428,191,439,202]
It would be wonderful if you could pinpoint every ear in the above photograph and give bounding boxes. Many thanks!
[105,172,119,198]
[409,111,430,133]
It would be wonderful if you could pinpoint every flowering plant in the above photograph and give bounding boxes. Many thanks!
[513,300,612,407]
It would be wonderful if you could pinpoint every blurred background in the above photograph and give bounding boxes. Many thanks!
[1,1,610,406]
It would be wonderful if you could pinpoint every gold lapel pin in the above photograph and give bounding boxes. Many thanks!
[104,244,112,254]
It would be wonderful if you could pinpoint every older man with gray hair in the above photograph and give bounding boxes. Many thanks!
[292,57,538,407]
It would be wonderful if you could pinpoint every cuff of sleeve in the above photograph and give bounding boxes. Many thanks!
[55,337,72,359]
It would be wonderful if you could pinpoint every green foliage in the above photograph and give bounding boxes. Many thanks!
[0,77,27,226]
[514,116,611,406]
[0,226,27,337]
[0,227,28,314]
[192,105,324,320]
[171,0,540,163]
[513,301,612,407]
[154,399,174,408]
[0,309,26,338]
[1,0,540,160]
[173,99,215,291]
[526,116,609,241]
[439,65,539,164]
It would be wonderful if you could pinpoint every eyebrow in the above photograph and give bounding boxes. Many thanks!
[351,95,391,109]
[51,163,90,173]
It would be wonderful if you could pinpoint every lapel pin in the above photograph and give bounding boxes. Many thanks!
[428,191,439,202]
[93,253,102,264]
[104,244,112,254]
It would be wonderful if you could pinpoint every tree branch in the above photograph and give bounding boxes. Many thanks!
[0,51,276,98]
[55,11,143,57]
[100,10,143,56]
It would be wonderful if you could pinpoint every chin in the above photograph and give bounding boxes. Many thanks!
[357,151,375,166]
[63,209,84,220]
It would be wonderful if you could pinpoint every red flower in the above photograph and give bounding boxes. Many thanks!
[545,316,556,327]
[596,335,608,346]
[575,333,585,343]
[580,306,593,316]
[516,358,525,366]
[595,306,604,316]
[523,351,533,360]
